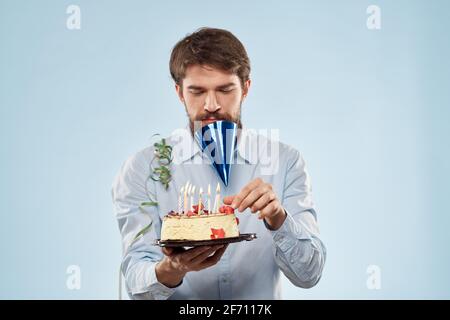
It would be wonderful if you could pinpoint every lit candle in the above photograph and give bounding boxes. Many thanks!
[214,183,221,213]
[198,187,203,214]
[178,186,184,214]
[183,182,190,214]
[207,184,211,213]
[190,185,196,211]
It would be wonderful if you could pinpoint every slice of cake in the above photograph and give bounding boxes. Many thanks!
[161,205,240,241]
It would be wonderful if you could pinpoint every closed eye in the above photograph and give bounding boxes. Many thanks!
[189,90,205,96]
[219,88,234,94]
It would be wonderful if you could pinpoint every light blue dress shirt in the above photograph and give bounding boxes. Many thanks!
[112,127,326,299]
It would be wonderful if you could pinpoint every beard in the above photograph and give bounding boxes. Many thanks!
[185,102,243,135]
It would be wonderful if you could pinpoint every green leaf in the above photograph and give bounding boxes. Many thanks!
[149,134,173,190]
[140,201,158,207]
[131,222,153,244]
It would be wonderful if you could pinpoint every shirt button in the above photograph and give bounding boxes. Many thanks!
[290,259,295,264]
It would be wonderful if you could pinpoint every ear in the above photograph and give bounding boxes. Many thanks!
[242,79,251,98]
[175,84,184,102]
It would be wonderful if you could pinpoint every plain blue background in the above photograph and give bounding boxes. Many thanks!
[1,0,449,299]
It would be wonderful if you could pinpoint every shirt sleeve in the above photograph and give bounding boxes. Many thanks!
[111,149,180,300]
[264,149,326,288]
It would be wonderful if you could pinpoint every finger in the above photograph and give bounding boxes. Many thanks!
[238,185,271,213]
[162,247,176,256]
[231,178,263,209]
[201,244,228,268]
[223,195,234,205]
[163,246,188,256]
[181,246,212,261]
[250,191,275,213]
[258,200,277,220]
[190,245,224,265]
[162,247,186,256]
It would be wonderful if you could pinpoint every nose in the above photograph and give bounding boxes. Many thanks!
[204,91,221,113]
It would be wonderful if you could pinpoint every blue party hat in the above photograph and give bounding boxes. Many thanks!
[194,120,238,186]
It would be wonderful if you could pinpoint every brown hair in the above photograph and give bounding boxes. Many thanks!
[169,27,251,88]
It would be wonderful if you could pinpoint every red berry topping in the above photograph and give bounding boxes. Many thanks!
[224,206,235,214]
[210,228,225,239]
[186,211,196,217]
[219,205,235,214]
[192,203,205,213]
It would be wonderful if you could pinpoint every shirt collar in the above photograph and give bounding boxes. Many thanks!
[170,124,257,165]
[236,127,258,164]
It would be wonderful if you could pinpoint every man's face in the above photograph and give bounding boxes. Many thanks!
[176,64,250,133]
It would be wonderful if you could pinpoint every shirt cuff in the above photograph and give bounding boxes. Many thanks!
[130,262,180,299]
[264,208,312,253]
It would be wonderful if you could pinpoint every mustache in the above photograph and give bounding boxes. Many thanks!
[196,113,232,121]
[189,113,242,133]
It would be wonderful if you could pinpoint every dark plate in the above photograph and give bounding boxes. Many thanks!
[153,233,257,247]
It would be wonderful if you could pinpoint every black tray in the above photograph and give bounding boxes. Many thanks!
[153,233,257,247]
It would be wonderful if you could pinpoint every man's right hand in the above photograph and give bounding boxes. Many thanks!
[155,245,228,288]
